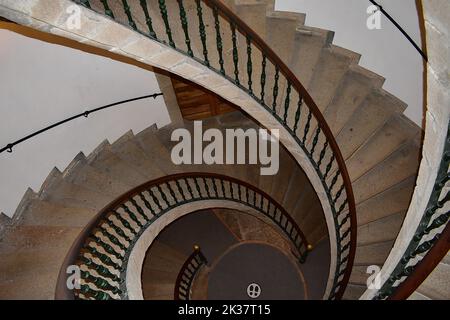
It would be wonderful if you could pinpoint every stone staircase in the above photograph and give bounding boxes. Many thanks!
[0,0,439,299]
[0,111,324,299]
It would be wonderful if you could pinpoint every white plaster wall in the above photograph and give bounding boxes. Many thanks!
[0,27,171,217]
[275,0,424,126]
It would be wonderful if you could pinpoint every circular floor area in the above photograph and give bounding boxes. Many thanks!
[207,243,306,300]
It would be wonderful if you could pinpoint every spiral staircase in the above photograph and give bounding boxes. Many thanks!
[0,0,448,300]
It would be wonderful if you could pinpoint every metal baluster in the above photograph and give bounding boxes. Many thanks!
[283,82,292,125]
[317,141,329,168]
[80,0,91,8]
[293,97,303,133]
[302,110,312,145]
[79,256,120,282]
[90,235,123,260]
[130,198,150,222]
[195,0,209,67]
[213,6,225,75]
[100,0,114,19]
[137,193,156,217]
[79,284,113,300]
[112,210,137,235]
[139,0,156,38]
[260,55,267,104]
[121,0,137,30]
[121,203,143,228]
[310,127,321,156]
[177,0,193,56]
[158,0,175,48]
[81,270,121,294]
[184,178,194,199]
[272,67,280,113]
[230,23,239,85]
[174,179,186,201]
[246,36,253,95]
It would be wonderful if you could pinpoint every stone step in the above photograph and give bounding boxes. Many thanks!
[415,261,450,300]
[62,152,131,197]
[142,282,174,300]
[270,151,295,204]
[307,221,328,247]
[0,225,82,299]
[356,211,406,246]
[336,89,407,160]
[19,200,96,228]
[343,284,366,300]
[349,265,370,286]
[355,176,416,226]
[280,168,309,214]
[354,240,394,266]
[110,130,166,180]
[408,291,432,300]
[37,168,112,211]
[87,140,149,188]
[289,25,334,86]
[306,45,361,112]
[352,139,421,204]
[346,114,420,182]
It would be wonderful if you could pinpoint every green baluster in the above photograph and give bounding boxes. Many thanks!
[323,154,335,180]
[230,182,236,199]
[121,203,143,228]
[230,23,239,85]
[112,210,137,235]
[139,0,156,38]
[302,110,312,145]
[177,0,193,56]
[147,188,163,211]
[167,182,179,204]
[333,184,345,204]
[175,179,186,201]
[105,219,131,243]
[246,36,253,95]
[80,0,91,8]
[293,97,303,133]
[329,170,341,192]
[158,0,175,48]
[79,284,113,300]
[156,184,170,206]
[90,235,123,260]
[317,141,329,168]
[310,127,321,156]
[184,178,194,199]
[203,178,212,197]
[194,178,203,198]
[100,0,114,19]
[283,82,292,125]
[121,0,137,30]
[213,6,225,75]
[219,179,226,198]
[195,0,209,67]
[85,246,122,271]
[416,211,450,240]
[129,198,150,222]
[80,256,120,282]
[336,199,348,216]
[212,178,219,197]
[81,271,121,294]
[272,68,280,113]
[98,226,127,252]
[260,55,267,104]
[137,193,156,217]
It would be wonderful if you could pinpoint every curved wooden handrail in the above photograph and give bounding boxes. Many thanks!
[55,172,310,300]
[389,223,450,300]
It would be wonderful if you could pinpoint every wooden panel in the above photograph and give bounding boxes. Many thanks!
[171,77,237,120]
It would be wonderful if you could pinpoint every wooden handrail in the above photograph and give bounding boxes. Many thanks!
[389,223,450,300]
